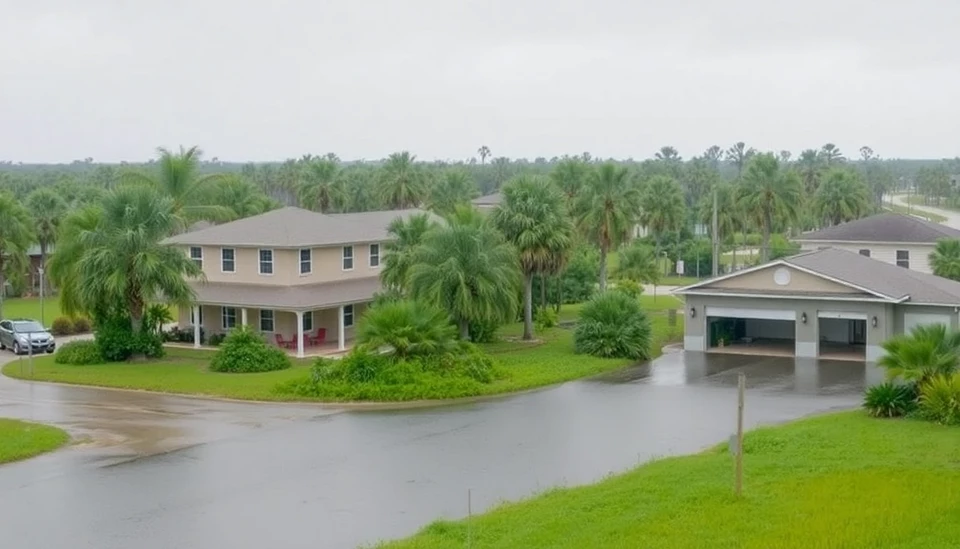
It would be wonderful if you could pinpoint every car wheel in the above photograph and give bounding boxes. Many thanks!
[0,341,6,350]
[46,348,55,354]
[13,342,21,355]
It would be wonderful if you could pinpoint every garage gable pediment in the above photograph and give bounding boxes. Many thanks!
[704,265,865,295]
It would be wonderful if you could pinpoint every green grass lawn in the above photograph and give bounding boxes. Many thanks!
[378,412,960,549]
[0,418,70,464]
[885,203,949,223]
[1,299,685,403]
[0,296,63,324]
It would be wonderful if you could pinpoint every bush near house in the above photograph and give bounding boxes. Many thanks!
[209,325,291,373]
[574,291,652,360]
[55,340,104,365]
[50,316,73,336]
[918,373,960,425]
[71,317,91,333]
[95,316,164,361]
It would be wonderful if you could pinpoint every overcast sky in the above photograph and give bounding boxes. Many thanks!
[2,1,958,163]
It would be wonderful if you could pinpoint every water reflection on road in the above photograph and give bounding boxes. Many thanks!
[0,350,878,549]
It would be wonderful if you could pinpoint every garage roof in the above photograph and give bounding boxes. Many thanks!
[677,247,960,305]
[796,212,960,243]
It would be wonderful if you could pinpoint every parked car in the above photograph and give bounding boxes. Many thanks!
[0,319,56,355]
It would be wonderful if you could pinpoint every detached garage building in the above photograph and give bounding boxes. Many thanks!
[676,248,960,362]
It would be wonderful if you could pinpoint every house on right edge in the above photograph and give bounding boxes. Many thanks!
[795,212,960,274]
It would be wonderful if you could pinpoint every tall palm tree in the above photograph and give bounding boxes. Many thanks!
[381,213,438,293]
[492,175,573,340]
[48,205,101,317]
[638,175,686,255]
[615,241,660,284]
[813,169,870,226]
[725,141,756,180]
[576,163,640,291]
[655,146,681,162]
[778,150,792,164]
[820,143,845,166]
[298,158,346,213]
[930,239,960,281]
[56,185,201,331]
[703,145,723,169]
[26,188,66,289]
[738,153,803,262]
[378,151,427,209]
[122,146,232,232]
[550,157,589,213]
[340,168,377,213]
[214,177,279,219]
[428,169,478,216]
[698,182,742,270]
[0,194,35,317]
[408,218,521,339]
[796,149,824,194]
[477,146,491,164]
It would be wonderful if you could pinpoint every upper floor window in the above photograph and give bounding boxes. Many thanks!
[300,249,312,275]
[369,243,380,267]
[858,249,871,257]
[190,247,203,269]
[343,304,354,327]
[221,248,236,273]
[259,249,274,275]
[342,246,354,270]
[222,307,237,330]
[259,309,275,332]
[897,250,909,269]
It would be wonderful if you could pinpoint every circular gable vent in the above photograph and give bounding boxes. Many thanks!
[773,267,791,286]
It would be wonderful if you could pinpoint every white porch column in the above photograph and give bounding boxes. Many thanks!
[192,306,201,349]
[241,308,248,327]
[338,304,346,351]
[296,311,305,358]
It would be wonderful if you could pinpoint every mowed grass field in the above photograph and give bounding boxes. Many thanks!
[0,418,70,464]
[378,412,960,549]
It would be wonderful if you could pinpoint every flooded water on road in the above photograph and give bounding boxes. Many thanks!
[0,350,875,549]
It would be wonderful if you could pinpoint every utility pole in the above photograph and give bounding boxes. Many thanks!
[711,186,719,277]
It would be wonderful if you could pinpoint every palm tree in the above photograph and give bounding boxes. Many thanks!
[778,150,792,164]
[356,299,459,359]
[381,213,437,293]
[698,182,742,270]
[930,239,960,281]
[615,241,660,284]
[408,218,521,339]
[797,149,824,194]
[638,176,686,255]
[550,157,589,213]
[703,145,723,169]
[378,151,427,209]
[122,146,232,231]
[820,143,845,166]
[576,163,640,291]
[859,146,875,162]
[340,168,377,213]
[738,153,803,262]
[26,188,66,290]
[298,158,346,213]
[214,177,279,219]
[655,146,681,162]
[48,205,102,317]
[428,169,478,216]
[725,142,756,179]
[477,146,491,164]
[492,175,573,340]
[56,185,202,332]
[813,169,870,226]
[0,194,34,317]
[879,323,960,386]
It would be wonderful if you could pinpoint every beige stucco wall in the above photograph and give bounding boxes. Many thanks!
[710,265,859,293]
[798,242,935,274]
[181,243,382,286]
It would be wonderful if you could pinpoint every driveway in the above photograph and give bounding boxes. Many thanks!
[0,348,878,549]
[888,193,960,229]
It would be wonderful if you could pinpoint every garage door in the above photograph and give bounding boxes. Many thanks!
[705,307,795,321]
[904,313,952,333]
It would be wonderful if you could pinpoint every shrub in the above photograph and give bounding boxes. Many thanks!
[574,291,652,360]
[210,326,291,373]
[208,333,227,347]
[535,307,558,332]
[71,317,92,333]
[142,304,173,336]
[918,373,960,425]
[357,299,459,359]
[50,317,74,336]
[468,319,500,343]
[54,340,104,365]
[879,324,960,385]
[163,326,205,344]
[614,279,643,300]
[769,234,801,260]
[95,316,165,361]
[863,382,917,418]
[560,246,599,303]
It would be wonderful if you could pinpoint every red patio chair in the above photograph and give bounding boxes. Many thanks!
[274,333,296,349]
[309,328,327,346]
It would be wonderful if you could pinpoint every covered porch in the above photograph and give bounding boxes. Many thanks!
[178,278,379,358]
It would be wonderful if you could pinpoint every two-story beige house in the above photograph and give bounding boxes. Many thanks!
[163,207,429,357]
[795,212,960,274]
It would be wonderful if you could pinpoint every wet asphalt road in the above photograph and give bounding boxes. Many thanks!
[0,349,881,549]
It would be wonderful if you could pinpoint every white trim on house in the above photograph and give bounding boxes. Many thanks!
[705,307,795,321]
[342,245,354,271]
[189,246,203,270]
[817,311,868,320]
[681,290,905,304]
[258,248,275,276]
[369,243,380,268]
[220,247,236,273]
[299,248,312,275]
[794,239,939,247]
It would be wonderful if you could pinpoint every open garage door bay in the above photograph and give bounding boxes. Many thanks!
[705,307,796,357]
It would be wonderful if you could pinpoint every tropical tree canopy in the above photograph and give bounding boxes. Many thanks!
[378,151,427,209]
[550,157,590,211]
[615,241,661,285]
[298,158,345,213]
[930,239,960,281]
[878,323,960,386]
[492,175,573,339]
[638,175,686,251]
[0,193,35,315]
[213,177,279,219]
[428,169,478,216]
[381,213,438,293]
[813,169,871,226]
[26,187,67,264]
[738,153,803,262]
[576,162,640,291]
[357,299,459,359]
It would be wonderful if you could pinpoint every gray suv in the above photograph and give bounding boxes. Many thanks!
[0,319,56,355]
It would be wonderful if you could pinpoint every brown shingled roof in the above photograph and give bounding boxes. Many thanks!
[796,213,960,243]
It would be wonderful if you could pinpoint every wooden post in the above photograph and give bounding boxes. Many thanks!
[467,488,473,549]
[735,372,745,497]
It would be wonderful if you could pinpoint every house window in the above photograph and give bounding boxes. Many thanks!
[190,307,204,326]
[342,246,354,270]
[221,307,237,330]
[859,249,871,257]
[343,304,354,328]
[221,248,236,273]
[259,309,274,332]
[189,247,203,269]
[896,250,909,269]
[259,249,274,275]
[369,243,380,267]
[300,249,312,275]
[303,311,313,332]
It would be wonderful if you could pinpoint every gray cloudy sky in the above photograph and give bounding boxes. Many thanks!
[2,1,958,163]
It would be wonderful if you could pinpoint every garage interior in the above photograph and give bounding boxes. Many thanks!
[817,314,866,361]
[707,316,796,356]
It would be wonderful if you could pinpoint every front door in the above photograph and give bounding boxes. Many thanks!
[850,319,866,345]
